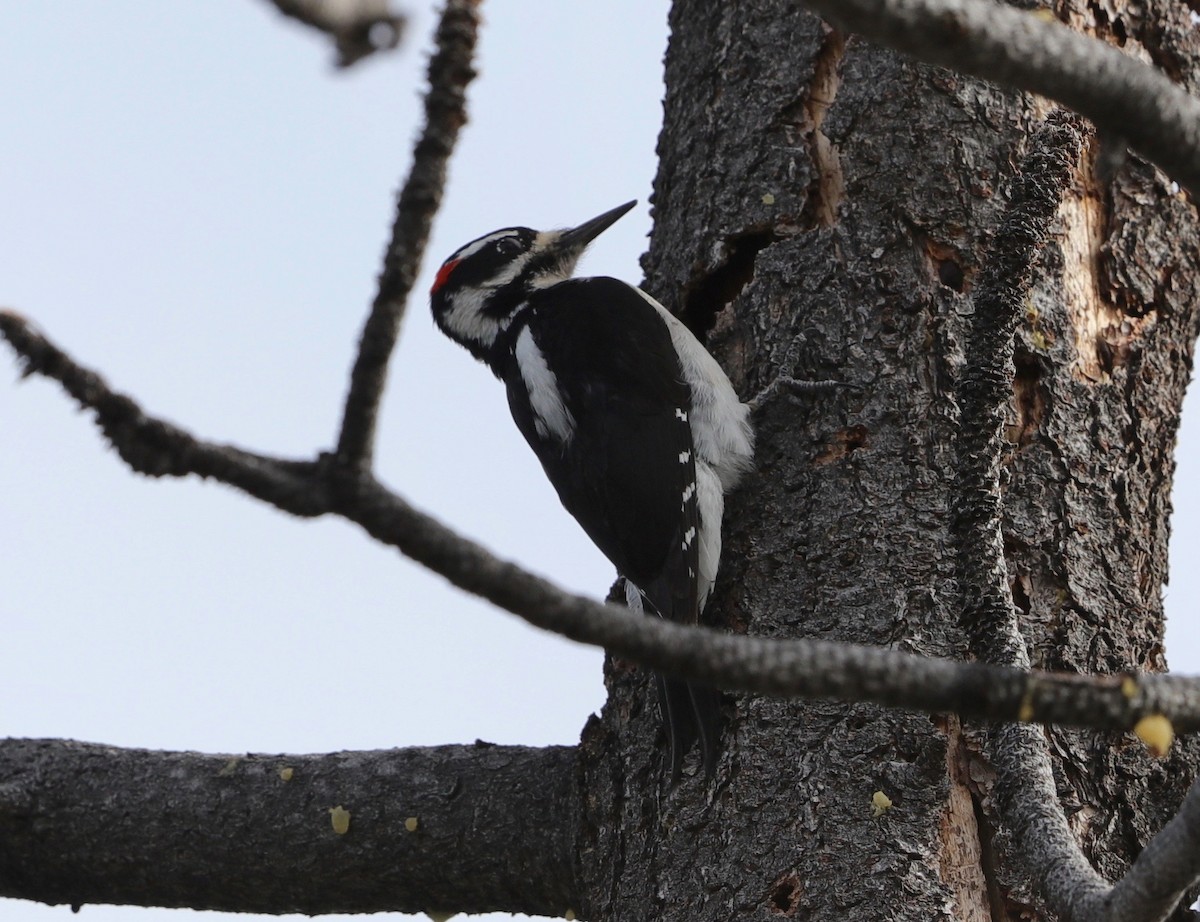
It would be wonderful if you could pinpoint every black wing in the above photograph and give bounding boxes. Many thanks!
[503,277,698,623]
[501,277,721,777]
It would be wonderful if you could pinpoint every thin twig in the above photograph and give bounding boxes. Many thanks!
[5,308,1200,738]
[334,0,480,470]
[798,0,1200,198]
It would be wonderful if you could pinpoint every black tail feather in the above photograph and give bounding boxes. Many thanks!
[655,672,724,781]
[687,681,725,777]
[627,577,725,780]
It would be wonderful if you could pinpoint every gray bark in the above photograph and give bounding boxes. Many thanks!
[0,739,578,917]
[579,1,1200,919]
[5,1,1200,920]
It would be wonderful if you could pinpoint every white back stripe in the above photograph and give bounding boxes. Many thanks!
[514,326,576,443]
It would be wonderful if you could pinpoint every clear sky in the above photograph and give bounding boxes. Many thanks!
[2,4,1197,922]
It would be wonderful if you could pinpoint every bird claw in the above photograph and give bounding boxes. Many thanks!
[747,375,856,413]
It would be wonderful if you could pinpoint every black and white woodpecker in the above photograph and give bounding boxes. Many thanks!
[430,200,754,778]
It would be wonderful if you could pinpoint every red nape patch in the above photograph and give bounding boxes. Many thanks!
[431,258,460,295]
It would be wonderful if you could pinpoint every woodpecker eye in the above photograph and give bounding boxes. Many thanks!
[495,237,523,256]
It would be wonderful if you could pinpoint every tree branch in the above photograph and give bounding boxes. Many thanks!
[334,0,479,469]
[955,110,1086,662]
[264,0,407,68]
[797,0,1200,198]
[0,738,579,916]
[8,305,1200,743]
[0,311,329,516]
[953,109,1108,920]
[1102,777,1200,922]
[948,110,1200,922]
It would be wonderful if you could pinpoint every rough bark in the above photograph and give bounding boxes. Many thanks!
[6,1,1200,920]
[579,1,1200,920]
[0,739,578,917]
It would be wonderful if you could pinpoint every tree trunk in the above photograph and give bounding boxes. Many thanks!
[579,1,1200,919]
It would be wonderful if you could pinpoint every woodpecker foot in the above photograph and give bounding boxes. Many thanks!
[748,375,854,413]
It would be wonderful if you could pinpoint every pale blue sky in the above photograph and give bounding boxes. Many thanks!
[2,4,1196,922]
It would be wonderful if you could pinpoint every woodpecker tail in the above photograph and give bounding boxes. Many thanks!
[654,673,724,780]
[625,579,725,780]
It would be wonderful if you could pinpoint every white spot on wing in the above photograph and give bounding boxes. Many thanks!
[678,451,690,464]
[675,408,688,421]
[631,287,755,490]
[515,326,576,443]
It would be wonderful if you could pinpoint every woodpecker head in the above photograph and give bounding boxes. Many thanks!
[431,200,636,363]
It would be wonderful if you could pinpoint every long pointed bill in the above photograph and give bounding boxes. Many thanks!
[558,200,637,251]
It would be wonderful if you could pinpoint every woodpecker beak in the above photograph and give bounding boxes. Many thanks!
[558,200,637,252]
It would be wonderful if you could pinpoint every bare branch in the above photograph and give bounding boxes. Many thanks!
[335,0,479,469]
[8,305,1200,743]
[0,310,328,517]
[1103,777,1200,922]
[0,738,579,916]
[952,112,1127,920]
[797,0,1200,198]
[955,111,1088,662]
[265,0,406,68]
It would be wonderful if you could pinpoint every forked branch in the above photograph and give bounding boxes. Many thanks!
[953,111,1200,922]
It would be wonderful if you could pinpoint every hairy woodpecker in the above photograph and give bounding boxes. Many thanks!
[430,200,754,778]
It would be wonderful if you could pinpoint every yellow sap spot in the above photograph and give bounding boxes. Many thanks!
[565,910,577,921]
[761,193,776,205]
[1121,676,1139,699]
[218,758,241,777]
[871,790,893,817]
[278,767,294,782]
[1134,715,1174,758]
[1018,685,1035,723]
[329,806,351,835]
[405,816,420,833]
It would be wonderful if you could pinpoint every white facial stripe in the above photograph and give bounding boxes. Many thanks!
[452,229,522,262]
[515,326,576,443]
[438,247,538,351]
[442,286,500,347]
[527,231,582,289]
